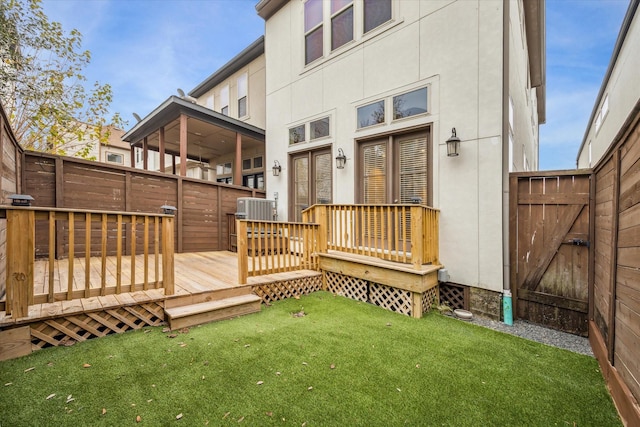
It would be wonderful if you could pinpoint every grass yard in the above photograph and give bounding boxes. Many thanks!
[0,292,621,426]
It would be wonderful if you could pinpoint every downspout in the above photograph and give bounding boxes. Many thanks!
[502,0,514,324]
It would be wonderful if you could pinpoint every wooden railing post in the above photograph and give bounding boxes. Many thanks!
[317,205,327,254]
[410,206,424,270]
[237,220,248,284]
[6,209,35,318]
[161,216,175,295]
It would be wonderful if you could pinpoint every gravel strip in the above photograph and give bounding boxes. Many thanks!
[459,315,594,357]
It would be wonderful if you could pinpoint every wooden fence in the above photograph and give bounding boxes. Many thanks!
[237,220,321,283]
[589,102,640,425]
[21,152,264,256]
[303,204,439,269]
[0,103,24,300]
[1,206,174,319]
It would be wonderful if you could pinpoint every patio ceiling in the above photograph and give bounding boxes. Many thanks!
[122,96,264,163]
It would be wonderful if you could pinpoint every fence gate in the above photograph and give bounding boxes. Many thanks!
[510,171,592,336]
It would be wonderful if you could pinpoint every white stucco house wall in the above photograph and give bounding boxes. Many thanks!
[255,0,545,310]
[576,0,640,168]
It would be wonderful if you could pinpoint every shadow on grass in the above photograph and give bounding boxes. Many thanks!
[0,292,621,426]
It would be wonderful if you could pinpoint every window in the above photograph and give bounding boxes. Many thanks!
[291,149,333,221]
[220,85,229,116]
[357,100,385,128]
[216,162,232,175]
[305,0,392,66]
[107,152,124,164]
[206,94,214,110]
[310,117,330,140]
[305,0,323,64]
[243,172,264,190]
[331,1,353,50]
[242,159,252,170]
[237,73,248,117]
[393,87,427,119]
[364,0,392,33]
[359,130,430,205]
[253,156,263,168]
[289,124,306,144]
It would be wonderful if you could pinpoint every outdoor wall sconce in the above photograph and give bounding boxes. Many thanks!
[272,160,282,176]
[335,148,347,169]
[8,194,34,206]
[446,128,461,157]
[161,205,177,215]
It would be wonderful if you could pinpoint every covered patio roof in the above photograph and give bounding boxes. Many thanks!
[122,96,265,167]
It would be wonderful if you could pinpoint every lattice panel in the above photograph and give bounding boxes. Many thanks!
[439,283,467,310]
[369,283,412,316]
[253,274,322,305]
[421,287,439,314]
[29,302,165,349]
[325,271,368,302]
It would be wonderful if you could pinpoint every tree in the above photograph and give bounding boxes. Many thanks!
[0,0,123,158]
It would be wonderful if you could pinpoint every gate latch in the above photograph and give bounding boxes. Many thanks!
[571,238,590,247]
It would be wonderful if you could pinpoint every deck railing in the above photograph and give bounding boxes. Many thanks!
[237,204,439,283]
[237,220,321,284]
[1,206,175,318]
[303,204,439,269]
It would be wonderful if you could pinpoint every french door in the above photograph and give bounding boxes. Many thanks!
[359,129,431,205]
[290,148,332,222]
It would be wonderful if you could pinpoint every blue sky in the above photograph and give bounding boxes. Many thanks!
[41,0,630,171]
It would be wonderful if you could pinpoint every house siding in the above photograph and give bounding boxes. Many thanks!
[262,0,542,293]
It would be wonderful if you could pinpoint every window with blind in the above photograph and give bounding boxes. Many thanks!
[359,130,430,205]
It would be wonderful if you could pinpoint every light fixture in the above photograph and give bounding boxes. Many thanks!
[272,160,282,176]
[160,205,177,215]
[446,128,460,157]
[335,148,347,169]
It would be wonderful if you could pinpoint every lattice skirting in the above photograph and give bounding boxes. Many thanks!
[325,271,438,318]
[439,282,469,310]
[252,274,323,305]
[29,302,165,350]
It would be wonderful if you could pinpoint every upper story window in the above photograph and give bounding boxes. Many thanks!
[305,0,324,64]
[331,1,353,50]
[237,73,248,118]
[290,124,306,144]
[220,85,229,116]
[364,0,392,33]
[357,100,385,129]
[305,0,392,66]
[310,117,330,140]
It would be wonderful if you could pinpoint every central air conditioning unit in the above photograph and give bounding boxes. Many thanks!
[236,197,275,221]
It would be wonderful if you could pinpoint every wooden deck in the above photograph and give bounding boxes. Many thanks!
[0,251,318,327]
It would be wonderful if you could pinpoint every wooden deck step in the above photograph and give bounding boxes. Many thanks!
[164,294,262,330]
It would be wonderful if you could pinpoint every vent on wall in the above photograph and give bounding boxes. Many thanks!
[236,197,275,221]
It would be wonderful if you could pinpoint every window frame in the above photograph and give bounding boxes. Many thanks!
[220,85,229,116]
[106,151,124,164]
[237,72,248,118]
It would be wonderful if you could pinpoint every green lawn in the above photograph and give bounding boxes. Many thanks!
[0,292,621,426]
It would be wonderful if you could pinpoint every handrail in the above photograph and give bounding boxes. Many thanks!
[1,206,175,318]
[303,204,439,269]
[237,219,321,284]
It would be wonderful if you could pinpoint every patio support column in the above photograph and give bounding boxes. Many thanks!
[179,114,188,176]
[130,144,136,168]
[234,132,242,186]
[142,137,148,170]
[158,127,166,173]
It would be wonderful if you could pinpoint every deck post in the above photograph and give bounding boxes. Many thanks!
[411,292,423,319]
[6,209,35,318]
[410,206,424,271]
[237,220,248,284]
[317,206,327,254]
[162,216,175,295]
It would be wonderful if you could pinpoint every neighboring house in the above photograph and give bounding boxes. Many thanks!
[123,37,267,190]
[576,0,640,168]
[62,122,131,167]
[255,0,545,312]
